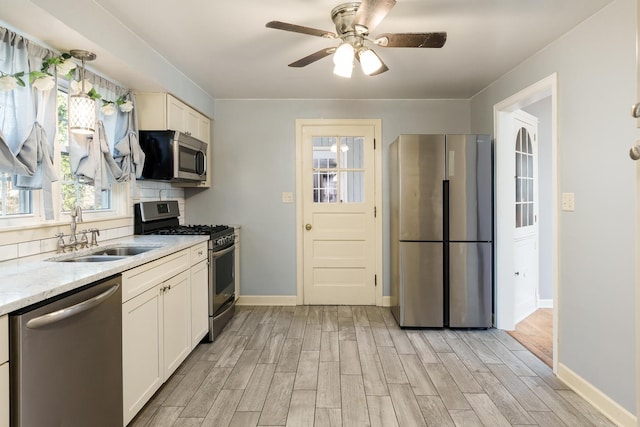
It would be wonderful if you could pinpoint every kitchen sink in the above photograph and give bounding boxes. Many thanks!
[48,245,160,262]
[59,255,127,263]
[89,246,158,256]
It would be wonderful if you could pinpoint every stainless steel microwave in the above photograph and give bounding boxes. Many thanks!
[138,130,207,182]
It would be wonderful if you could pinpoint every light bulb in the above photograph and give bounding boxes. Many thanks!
[333,62,353,78]
[359,48,383,75]
[333,43,354,65]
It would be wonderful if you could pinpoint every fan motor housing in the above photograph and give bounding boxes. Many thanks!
[331,2,362,35]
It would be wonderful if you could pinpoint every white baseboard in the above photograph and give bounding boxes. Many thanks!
[557,363,637,427]
[538,299,554,308]
[381,296,391,307]
[236,295,297,306]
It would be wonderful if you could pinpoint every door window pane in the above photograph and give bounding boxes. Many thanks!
[340,171,364,203]
[515,126,535,229]
[312,135,365,204]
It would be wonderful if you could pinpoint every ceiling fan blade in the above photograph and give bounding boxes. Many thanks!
[288,48,336,67]
[375,32,447,48]
[266,21,337,39]
[352,0,397,34]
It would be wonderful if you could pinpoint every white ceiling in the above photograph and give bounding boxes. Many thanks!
[2,0,615,100]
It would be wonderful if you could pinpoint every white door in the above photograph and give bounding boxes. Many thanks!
[300,123,376,305]
[513,110,539,324]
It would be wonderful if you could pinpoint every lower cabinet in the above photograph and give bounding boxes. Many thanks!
[122,248,196,426]
[122,285,162,425]
[0,315,7,427]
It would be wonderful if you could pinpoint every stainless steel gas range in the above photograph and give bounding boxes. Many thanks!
[134,200,235,341]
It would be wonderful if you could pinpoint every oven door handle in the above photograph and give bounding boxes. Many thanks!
[210,244,235,258]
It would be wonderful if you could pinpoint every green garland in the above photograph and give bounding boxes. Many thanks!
[0,52,132,112]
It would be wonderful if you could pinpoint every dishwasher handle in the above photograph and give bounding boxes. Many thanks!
[26,283,120,329]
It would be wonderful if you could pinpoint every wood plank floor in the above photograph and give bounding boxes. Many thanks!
[507,309,553,368]
[130,305,614,427]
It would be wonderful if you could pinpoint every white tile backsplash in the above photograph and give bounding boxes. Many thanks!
[0,244,18,262]
[18,240,41,258]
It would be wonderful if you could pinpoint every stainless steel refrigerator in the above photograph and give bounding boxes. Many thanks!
[390,134,493,328]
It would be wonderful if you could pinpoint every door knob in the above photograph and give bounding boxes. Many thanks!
[305,224,312,231]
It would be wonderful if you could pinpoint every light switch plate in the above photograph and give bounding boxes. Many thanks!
[561,192,575,211]
[281,192,294,203]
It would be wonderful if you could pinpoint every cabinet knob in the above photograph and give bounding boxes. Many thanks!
[305,224,312,231]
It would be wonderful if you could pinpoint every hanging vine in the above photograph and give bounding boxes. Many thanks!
[0,52,133,115]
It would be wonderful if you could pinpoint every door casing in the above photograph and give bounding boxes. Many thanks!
[295,119,383,306]
[494,73,559,374]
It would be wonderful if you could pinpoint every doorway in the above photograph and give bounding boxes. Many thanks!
[295,119,383,306]
[494,74,559,372]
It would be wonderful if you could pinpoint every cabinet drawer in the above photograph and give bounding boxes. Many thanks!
[0,315,7,364]
[190,242,208,265]
[122,249,189,302]
[0,363,8,427]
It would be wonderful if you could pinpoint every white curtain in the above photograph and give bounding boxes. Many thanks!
[0,26,58,219]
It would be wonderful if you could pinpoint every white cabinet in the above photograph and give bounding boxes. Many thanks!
[190,243,209,348]
[0,315,8,427]
[136,93,210,142]
[135,92,212,188]
[161,271,191,378]
[122,285,162,424]
[122,249,193,425]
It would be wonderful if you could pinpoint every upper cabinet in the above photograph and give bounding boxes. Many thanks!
[135,92,212,188]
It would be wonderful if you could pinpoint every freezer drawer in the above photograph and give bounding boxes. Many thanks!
[448,242,492,328]
[392,242,444,327]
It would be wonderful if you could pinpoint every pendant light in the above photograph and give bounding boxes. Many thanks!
[69,50,96,135]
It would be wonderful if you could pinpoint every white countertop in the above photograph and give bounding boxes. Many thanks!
[0,235,209,316]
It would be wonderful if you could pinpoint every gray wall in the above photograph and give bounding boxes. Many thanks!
[522,98,553,301]
[185,99,470,297]
[470,0,637,413]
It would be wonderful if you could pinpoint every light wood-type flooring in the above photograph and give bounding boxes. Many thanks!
[507,309,553,368]
[130,305,614,427]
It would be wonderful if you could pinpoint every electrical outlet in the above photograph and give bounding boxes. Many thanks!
[561,192,575,211]
[281,192,294,203]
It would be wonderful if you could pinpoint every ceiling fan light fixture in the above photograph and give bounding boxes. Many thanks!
[333,61,353,78]
[333,42,355,65]
[359,48,383,75]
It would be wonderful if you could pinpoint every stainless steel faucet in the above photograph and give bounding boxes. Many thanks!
[69,206,83,247]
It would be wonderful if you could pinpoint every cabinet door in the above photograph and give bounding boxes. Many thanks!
[167,95,188,133]
[162,271,191,378]
[122,286,163,425]
[190,260,209,348]
[198,115,211,143]
[185,109,200,137]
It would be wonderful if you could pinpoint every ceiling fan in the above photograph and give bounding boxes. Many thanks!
[266,0,447,78]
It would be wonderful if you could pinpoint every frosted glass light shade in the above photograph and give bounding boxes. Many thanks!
[359,49,383,75]
[69,93,95,135]
[333,43,354,65]
[333,61,353,78]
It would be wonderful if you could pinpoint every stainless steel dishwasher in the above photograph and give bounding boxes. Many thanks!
[10,274,122,427]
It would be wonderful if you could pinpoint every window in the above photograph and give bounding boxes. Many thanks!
[0,174,32,216]
[515,126,534,228]
[312,136,365,203]
[57,88,110,212]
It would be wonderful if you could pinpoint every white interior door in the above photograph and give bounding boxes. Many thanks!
[301,123,376,305]
[513,110,539,324]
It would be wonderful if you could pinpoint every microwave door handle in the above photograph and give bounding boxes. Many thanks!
[197,150,206,176]
[173,140,180,178]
